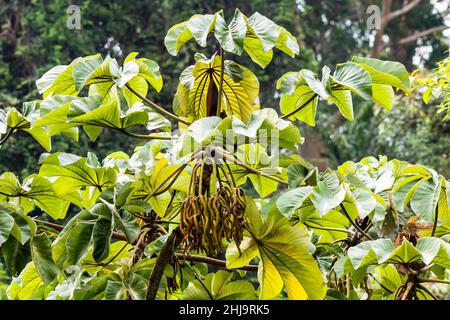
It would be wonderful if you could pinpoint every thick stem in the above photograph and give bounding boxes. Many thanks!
[217,150,288,185]
[146,163,189,199]
[417,284,439,300]
[34,218,127,240]
[431,204,439,237]
[303,222,355,235]
[418,278,450,285]
[346,275,351,298]
[121,129,172,140]
[0,129,13,145]
[216,48,225,117]
[369,273,394,294]
[124,84,191,125]
[401,281,414,300]
[146,228,182,300]
[339,204,374,240]
[175,253,258,272]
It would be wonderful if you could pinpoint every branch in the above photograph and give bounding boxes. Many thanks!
[416,283,439,300]
[217,151,288,185]
[175,253,258,272]
[303,222,355,235]
[146,228,181,300]
[431,203,439,237]
[418,278,450,285]
[124,83,191,126]
[371,0,423,57]
[0,128,13,146]
[401,281,414,300]
[216,48,225,117]
[371,0,393,58]
[121,129,173,141]
[339,204,374,240]
[34,218,259,277]
[34,219,127,241]
[280,94,317,120]
[389,25,449,47]
[387,0,421,22]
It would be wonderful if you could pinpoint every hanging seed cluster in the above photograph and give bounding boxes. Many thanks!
[180,159,246,256]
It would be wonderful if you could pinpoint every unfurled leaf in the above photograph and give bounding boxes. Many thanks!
[226,198,325,300]
[31,233,60,283]
[165,9,299,68]
[174,54,259,122]
[182,270,256,300]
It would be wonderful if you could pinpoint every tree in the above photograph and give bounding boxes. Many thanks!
[0,8,449,301]
[371,0,448,66]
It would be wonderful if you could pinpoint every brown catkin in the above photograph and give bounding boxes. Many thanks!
[180,182,246,256]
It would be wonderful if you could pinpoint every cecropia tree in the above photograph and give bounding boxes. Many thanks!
[0,9,449,300]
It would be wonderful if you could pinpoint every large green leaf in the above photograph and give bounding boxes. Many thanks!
[174,54,259,122]
[352,57,410,111]
[226,198,325,300]
[310,171,345,217]
[0,209,15,246]
[300,210,350,243]
[183,108,302,151]
[36,53,163,108]
[232,144,285,197]
[105,273,147,300]
[393,165,446,222]
[35,94,170,141]
[341,187,376,220]
[39,153,117,207]
[331,62,372,100]
[0,173,70,219]
[135,158,189,217]
[30,233,60,283]
[164,10,299,68]
[7,262,46,300]
[65,218,95,266]
[352,56,410,91]
[91,204,113,263]
[276,70,324,126]
[1,237,31,277]
[0,203,36,245]
[215,10,247,55]
[182,270,256,300]
[347,237,450,271]
[278,58,409,125]
[51,209,97,267]
[276,186,313,218]
[36,60,79,97]
[71,100,171,141]
[2,106,51,151]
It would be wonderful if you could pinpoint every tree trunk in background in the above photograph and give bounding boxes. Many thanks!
[299,131,329,172]
[370,0,447,66]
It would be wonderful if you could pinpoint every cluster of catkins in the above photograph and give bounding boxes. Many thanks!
[179,160,246,256]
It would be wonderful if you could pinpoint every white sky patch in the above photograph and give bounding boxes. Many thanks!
[297,0,306,13]
[104,37,123,58]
